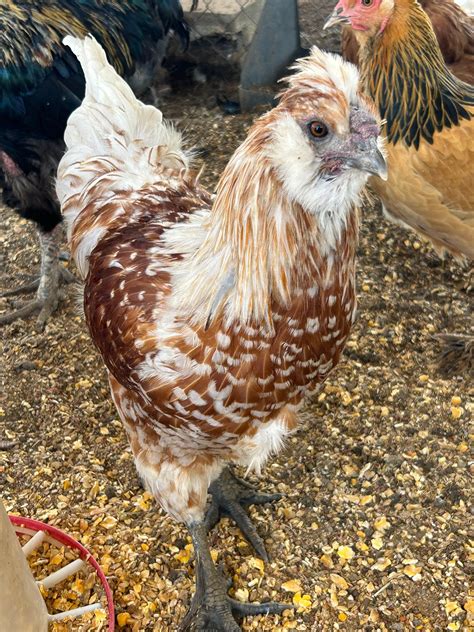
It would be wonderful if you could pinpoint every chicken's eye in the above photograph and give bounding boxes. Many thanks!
[361,0,373,6]
[308,120,329,139]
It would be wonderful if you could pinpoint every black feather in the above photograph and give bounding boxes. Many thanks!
[0,0,188,233]
[362,1,474,148]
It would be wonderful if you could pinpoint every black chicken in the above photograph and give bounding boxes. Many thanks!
[0,0,188,328]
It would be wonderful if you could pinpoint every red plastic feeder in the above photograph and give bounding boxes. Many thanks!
[9,515,115,630]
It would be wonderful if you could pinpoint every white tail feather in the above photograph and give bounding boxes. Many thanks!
[56,35,188,275]
[62,35,171,151]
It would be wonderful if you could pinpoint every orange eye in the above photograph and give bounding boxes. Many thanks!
[308,120,329,139]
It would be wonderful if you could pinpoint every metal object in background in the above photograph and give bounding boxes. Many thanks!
[239,0,301,110]
[182,0,264,70]
[180,1,333,111]
[180,0,302,109]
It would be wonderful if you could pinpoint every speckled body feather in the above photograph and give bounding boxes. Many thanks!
[57,37,380,524]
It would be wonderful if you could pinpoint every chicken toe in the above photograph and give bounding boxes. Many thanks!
[0,265,74,330]
[205,467,282,562]
[0,227,76,329]
[180,522,289,632]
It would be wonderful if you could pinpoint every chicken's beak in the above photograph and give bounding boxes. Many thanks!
[324,7,350,30]
[347,143,388,180]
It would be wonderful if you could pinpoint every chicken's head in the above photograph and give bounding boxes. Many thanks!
[324,0,394,36]
[261,47,386,215]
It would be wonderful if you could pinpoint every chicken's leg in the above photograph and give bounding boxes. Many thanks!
[205,467,282,562]
[0,225,75,329]
[180,521,289,631]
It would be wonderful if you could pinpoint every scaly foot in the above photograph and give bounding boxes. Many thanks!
[205,467,282,562]
[180,522,290,631]
[1,224,77,329]
[2,265,75,298]
[0,264,76,329]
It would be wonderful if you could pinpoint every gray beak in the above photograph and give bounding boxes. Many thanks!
[324,8,350,30]
[347,143,388,180]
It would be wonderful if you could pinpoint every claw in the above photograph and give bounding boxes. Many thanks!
[0,264,77,328]
[205,468,282,562]
[2,279,42,297]
[180,521,290,631]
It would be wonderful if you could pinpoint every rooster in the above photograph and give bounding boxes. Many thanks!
[325,0,474,375]
[339,0,474,84]
[0,0,188,329]
[56,35,386,629]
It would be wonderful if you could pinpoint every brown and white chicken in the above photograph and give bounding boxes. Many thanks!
[56,36,386,630]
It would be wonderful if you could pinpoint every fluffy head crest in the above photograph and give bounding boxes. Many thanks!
[280,46,361,111]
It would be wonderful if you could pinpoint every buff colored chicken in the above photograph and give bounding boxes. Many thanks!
[340,0,474,83]
[326,0,474,375]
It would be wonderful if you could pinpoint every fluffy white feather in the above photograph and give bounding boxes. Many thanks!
[56,35,188,275]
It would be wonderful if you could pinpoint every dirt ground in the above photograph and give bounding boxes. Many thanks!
[1,74,473,632]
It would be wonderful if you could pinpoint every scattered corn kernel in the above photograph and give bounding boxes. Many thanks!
[117,612,131,627]
[451,406,462,419]
[282,579,302,593]
[293,592,312,609]
[337,546,355,561]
